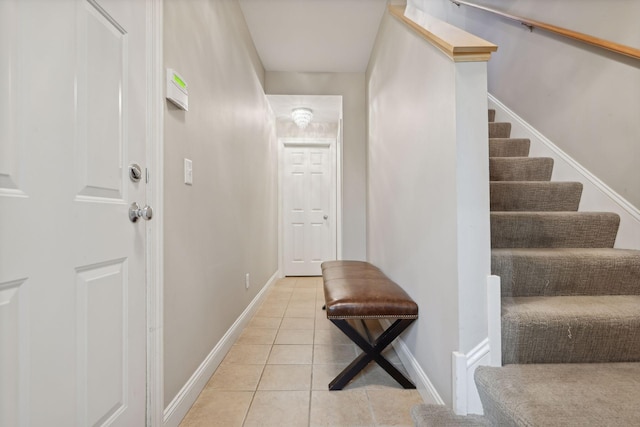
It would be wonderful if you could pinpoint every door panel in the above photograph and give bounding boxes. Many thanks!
[0,279,27,427]
[310,223,324,262]
[77,0,127,200]
[0,0,23,195]
[76,259,127,426]
[283,143,336,276]
[0,0,148,425]
[293,223,305,261]
[0,2,29,426]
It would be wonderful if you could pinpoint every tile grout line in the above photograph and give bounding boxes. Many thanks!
[309,281,318,427]
[243,278,291,427]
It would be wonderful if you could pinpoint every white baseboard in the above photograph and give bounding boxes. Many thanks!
[451,275,501,416]
[379,319,445,406]
[162,271,279,427]
[487,275,501,368]
[489,94,640,250]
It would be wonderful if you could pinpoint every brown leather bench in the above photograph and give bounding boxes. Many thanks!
[321,260,418,390]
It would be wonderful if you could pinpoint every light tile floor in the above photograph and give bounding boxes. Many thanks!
[180,276,424,427]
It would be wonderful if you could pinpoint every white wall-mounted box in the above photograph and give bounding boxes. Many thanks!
[166,68,188,111]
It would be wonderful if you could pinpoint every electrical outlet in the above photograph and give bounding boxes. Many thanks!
[245,273,250,289]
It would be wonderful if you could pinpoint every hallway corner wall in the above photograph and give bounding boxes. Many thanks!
[163,0,278,408]
[265,72,367,261]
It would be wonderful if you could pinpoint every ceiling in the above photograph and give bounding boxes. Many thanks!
[238,0,388,73]
[239,0,386,126]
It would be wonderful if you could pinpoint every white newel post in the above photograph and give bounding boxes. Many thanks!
[401,5,497,416]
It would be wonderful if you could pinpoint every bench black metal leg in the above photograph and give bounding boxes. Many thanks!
[329,351,371,390]
[329,318,416,390]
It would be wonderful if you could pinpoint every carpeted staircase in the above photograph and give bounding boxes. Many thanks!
[412,110,640,426]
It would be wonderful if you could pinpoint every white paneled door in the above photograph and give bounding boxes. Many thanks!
[0,0,148,425]
[283,142,336,276]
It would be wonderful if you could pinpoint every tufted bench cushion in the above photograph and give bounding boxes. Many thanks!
[322,261,418,319]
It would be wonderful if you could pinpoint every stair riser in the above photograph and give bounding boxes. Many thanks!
[489,122,511,138]
[491,213,620,248]
[489,138,530,157]
[490,158,553,181]
[494,250,640,297]
[502,316,640,364]
[490,182,582,212]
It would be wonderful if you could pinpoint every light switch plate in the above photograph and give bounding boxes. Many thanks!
[184,158,193,185]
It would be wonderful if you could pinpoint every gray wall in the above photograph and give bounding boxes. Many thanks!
[265,72,367,260]
[163,0,278,407]
[410,0,640,209]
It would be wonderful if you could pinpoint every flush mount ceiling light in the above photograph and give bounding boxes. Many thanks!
[291,108,313,129]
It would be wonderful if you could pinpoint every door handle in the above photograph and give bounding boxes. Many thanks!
[323,215,328,220]
[129,202,153,222]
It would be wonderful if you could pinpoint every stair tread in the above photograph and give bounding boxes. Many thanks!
[493,247,640,255]
[476,363,640,426]
[488,156,551,160]
[503,295,640,317]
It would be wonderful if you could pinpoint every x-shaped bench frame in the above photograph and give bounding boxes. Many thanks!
[328,318,417,390]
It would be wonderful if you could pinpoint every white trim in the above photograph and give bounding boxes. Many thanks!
[452,339,491,416]
[466,339,490,370]
[162,271,279,427]
[337,119,343,260]
[277,144,284,277]
[451,277,502,416]
[487,275,502,367]
[278,137,342,276]
[146,0,164,425]
[379,320,444,406]
[452,352,468,414]
[488,94,640,249]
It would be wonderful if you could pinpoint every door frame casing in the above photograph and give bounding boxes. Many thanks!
[278,137,342,277]
[146,0,164,425]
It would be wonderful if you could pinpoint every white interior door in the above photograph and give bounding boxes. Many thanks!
[0,0,148,425]
[283,142,336,276]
